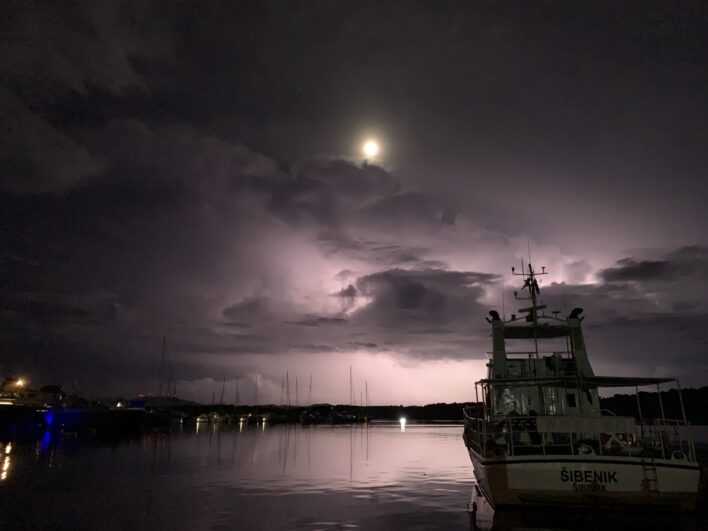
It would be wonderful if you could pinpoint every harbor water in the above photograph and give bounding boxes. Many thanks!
[1,423,706,530]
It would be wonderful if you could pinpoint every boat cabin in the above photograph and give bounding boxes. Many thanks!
[464,262,697,464]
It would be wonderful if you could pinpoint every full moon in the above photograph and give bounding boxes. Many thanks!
[363,140,379,158]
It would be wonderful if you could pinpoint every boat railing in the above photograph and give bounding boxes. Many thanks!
[484,351,572,360]
[643,418,696,462]
[463,412,697,462]
[483,351,575,378]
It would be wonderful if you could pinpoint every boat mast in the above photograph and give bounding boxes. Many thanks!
[168,362,176,397]
[254,374,259,406]
[512,259,547,357]
[158,335,167,397]
[528,262,540,357]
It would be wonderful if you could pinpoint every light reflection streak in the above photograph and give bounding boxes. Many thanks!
[39,431,52,454]
[292,425,297,469]
[1,443,11,481]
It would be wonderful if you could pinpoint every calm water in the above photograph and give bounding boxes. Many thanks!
[1,423,706,530]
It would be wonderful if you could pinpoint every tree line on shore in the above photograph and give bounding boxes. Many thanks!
[178,386,708,424]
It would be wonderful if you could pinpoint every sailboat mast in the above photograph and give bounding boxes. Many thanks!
[158,335,167,396]
[308,374,312,406]
[172,364,177,397]
[167,362,173,397]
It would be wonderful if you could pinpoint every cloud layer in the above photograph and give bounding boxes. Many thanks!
[1,2,707,402]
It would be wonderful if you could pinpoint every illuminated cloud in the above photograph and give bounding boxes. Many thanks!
[2,2,707,401]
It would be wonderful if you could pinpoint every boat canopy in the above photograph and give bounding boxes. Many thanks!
[477,375,677,388]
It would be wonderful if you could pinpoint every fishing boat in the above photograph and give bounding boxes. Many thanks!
[463,262,700,509]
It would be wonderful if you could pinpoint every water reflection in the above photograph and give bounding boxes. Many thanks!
[1,442,11,480]
[0,424,705,530]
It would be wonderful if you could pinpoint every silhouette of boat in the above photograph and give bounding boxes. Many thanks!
[463,261,700,509]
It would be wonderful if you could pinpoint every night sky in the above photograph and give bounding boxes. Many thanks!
[2,2,708,403]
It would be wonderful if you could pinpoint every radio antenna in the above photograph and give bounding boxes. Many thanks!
[527,240,532,266]
[501,289,506,321]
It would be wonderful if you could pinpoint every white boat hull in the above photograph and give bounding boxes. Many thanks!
[468,448,700,509]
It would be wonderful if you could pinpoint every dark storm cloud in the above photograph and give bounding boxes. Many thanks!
[0,1,172,194]
[336,284,357,299]
[293,160,399,208]
[331,284,358,314]
[350,342,378,349]
[599,246,708,283]
[246,265,500,361]
[0,88,105,194]
[2,290,123,327]
[2,2,708,398]
[4,113,469,391]
[94,120,277,187]
[360,193,453,227]
[601,259,677,283]
[2,120,288,389]
[353,269,497,334]
[217,267,497,364]
[286,317,348,327]
[318,238,448,269]
[534,248,708,381]
[223,297,272,323]
[297,344,336,353]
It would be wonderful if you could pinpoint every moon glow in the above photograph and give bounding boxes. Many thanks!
[363,140,379,158]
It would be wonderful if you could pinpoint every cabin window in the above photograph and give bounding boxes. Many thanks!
[566,392,577,408]
[543,387,559,415]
